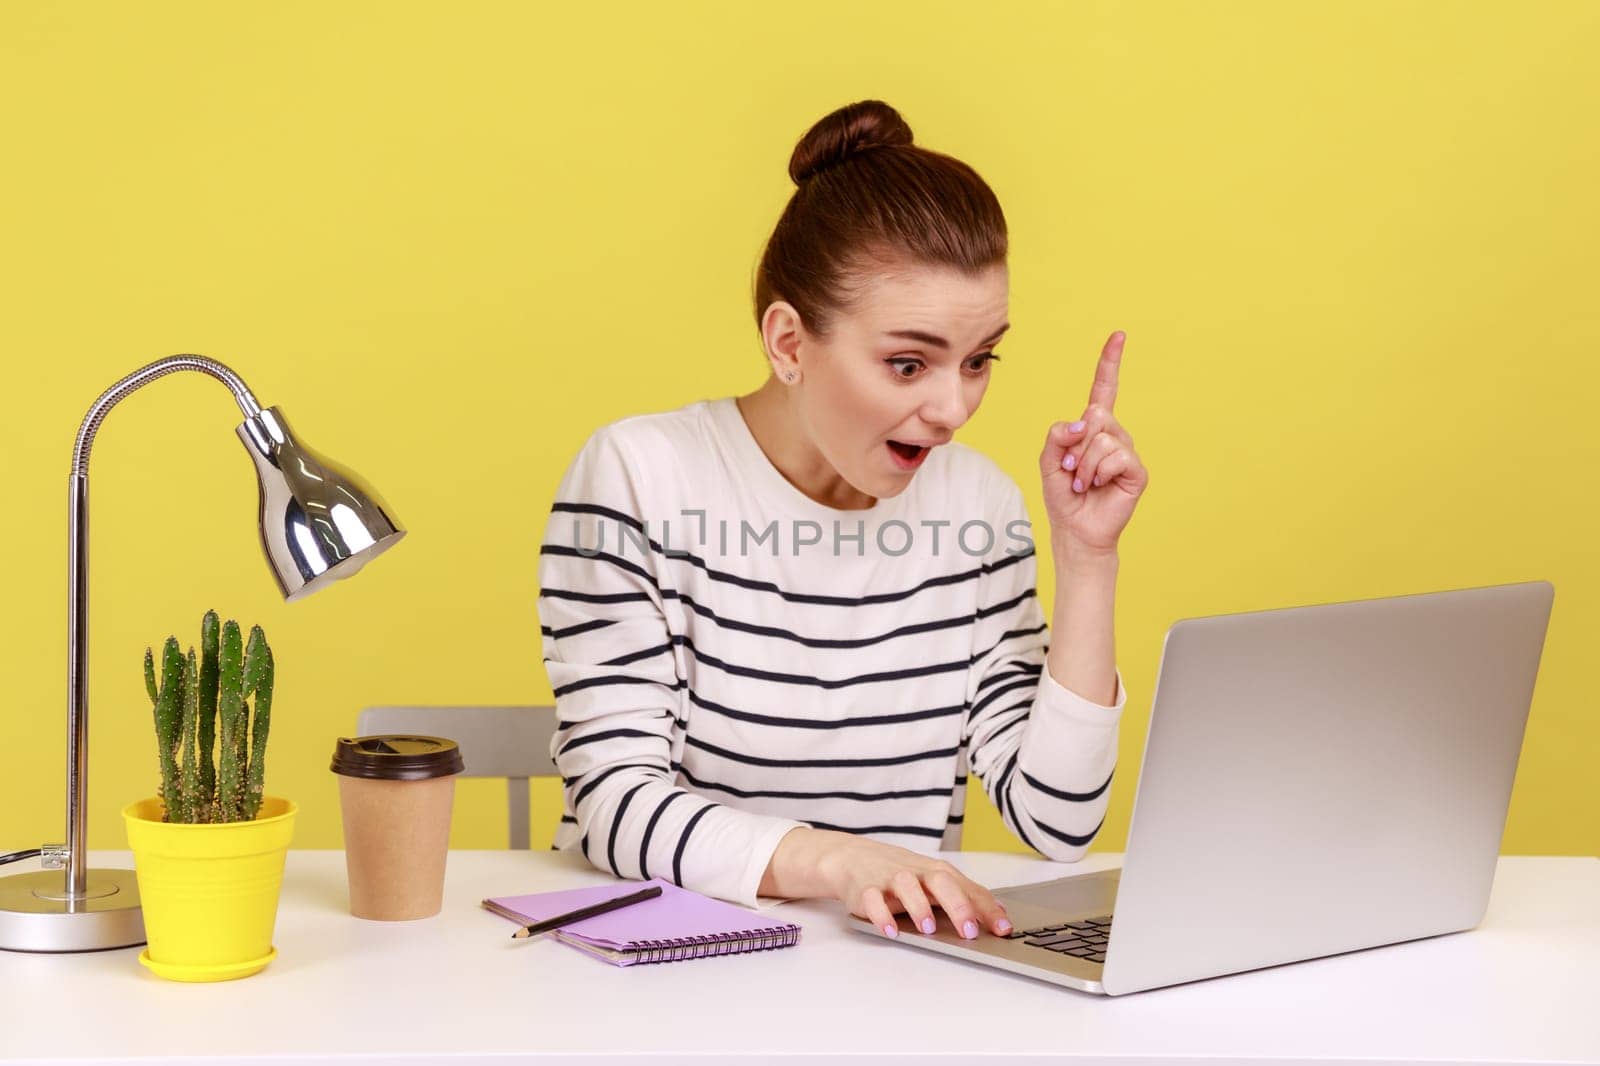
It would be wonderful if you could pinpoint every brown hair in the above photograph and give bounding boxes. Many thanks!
[752,99,1009,342]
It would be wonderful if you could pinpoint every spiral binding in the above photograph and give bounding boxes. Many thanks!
[624,925,801,964]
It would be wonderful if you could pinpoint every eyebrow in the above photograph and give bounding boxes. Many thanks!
[883,323,1011,350]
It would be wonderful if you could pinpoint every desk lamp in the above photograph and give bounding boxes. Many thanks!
[0,354,405,953]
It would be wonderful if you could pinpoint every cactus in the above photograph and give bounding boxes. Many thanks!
[150,638,183,816]
[178,649,200,824]
[198,611,220,819]
[142,611,276,824]
[216,620,245,823]
[241,626,273,821]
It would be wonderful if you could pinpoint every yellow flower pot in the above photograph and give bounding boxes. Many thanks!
[122,795,297,982]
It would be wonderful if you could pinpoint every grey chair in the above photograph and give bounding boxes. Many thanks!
[355,705,558,850]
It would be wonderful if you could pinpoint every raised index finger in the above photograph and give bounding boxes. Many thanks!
[1086,330,1126,414]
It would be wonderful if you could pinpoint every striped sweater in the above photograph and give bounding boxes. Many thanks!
[536,396,1126,908]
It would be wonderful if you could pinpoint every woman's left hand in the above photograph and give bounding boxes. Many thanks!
[1037,330,1149,556]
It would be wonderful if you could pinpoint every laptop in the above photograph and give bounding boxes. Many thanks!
[845,580,1555,995]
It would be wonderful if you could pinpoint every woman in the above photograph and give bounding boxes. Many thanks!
[537,99,1148,943]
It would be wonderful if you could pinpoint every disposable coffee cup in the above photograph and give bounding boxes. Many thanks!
[330,735,465,921]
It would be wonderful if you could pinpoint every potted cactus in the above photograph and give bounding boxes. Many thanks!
[121,609,298,982]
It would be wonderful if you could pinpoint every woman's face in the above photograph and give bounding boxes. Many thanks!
[773,260,1010,500]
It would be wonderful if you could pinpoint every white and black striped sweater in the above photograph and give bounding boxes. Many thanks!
[537,396,1126,908]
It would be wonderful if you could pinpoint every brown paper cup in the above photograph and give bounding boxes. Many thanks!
[330,735,465,922]
[337,774,455,920]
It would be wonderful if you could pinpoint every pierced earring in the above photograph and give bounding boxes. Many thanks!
[784,371,797,383]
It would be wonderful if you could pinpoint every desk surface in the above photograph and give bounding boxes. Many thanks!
[3,850,1597,1066]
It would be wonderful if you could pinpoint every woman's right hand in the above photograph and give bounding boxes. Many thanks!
[761,826,1014,940]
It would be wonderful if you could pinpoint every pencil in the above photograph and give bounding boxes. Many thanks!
[508,883,663,939]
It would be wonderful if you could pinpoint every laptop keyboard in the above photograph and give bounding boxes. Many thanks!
[1002,915,1112,963]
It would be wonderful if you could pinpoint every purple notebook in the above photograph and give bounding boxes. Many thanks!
[481,877,802,966]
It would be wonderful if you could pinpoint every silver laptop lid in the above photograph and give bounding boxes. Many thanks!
[1101,580,1554,996]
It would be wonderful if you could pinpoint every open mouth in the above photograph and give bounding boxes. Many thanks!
[886,440,929,468]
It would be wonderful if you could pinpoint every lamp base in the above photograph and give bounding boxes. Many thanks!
[0,868,145,952]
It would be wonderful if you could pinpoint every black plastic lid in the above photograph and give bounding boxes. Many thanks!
[330,735,465,781]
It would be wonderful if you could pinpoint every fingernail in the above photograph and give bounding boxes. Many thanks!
[920,917,936,934]
[1069,420,1086,432]
[1073,478,1083,493]
[1063,454,1076,471]
[962,919,978,939]
[996,918,1013,934]
[882,923,898,938]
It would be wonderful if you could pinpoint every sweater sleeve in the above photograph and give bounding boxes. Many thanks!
[963,477,1125,861]
[536,426,805,908]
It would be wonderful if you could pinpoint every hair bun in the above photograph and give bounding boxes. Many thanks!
[789,100,914,185]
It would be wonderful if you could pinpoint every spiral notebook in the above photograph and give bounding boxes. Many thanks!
[481,877,802,966]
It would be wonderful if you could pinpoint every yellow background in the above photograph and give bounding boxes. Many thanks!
[3,2,1595,860]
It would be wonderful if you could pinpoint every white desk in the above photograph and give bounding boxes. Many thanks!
[3,850,1596,1065]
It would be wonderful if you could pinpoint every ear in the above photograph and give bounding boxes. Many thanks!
[760,300,806,379]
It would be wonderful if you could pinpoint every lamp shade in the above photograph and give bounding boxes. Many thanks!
[236,405,405,602]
